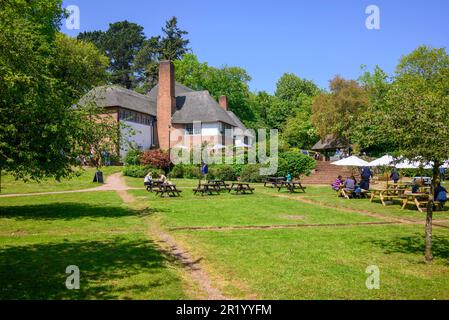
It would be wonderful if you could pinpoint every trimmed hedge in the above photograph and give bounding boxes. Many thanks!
[123,165,163,178]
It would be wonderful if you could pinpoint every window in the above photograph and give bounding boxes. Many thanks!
[119,108,153,126]
[185,123,202,135]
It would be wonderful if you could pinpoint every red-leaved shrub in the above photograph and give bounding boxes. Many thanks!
[140,149,171,170]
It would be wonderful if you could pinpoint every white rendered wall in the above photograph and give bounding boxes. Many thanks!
[120,120,153,158]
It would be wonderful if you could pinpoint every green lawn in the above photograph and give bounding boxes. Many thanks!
[0,166,122,195]
[2,173,449,300]
[0,192,186,300]
[172,225,449,299]
[136,180,449,300]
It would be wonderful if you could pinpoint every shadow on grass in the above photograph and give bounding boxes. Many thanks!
[371,233,449,260]
[0,203,141,220]
[0,237,180,299]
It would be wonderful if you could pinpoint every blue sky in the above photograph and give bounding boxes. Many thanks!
[62,0,449,93]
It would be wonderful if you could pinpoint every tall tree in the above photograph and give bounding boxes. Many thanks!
[365,46,449,263]
[353,65,395,155]
[159,16,190,61]
[0,0,110,183]
[136,16,190,90]
[78,21,145,89]
[311,76,368,143]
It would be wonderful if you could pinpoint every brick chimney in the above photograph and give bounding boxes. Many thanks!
[219,95,228,111]
[157,61,175,150]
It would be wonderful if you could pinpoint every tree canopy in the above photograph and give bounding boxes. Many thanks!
[78,16,190,91]
[0,0,111,181]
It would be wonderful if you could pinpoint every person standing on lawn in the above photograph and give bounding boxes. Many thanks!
[360,167,373,191]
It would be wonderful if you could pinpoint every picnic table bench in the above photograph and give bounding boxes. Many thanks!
[155,184,182,197]
[278,181,305,193]
[229,183,255,195]
[264,177,286,188]
[193,183,221,196]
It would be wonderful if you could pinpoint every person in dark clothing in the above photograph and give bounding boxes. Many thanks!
[360,167,373,191]
[390,169,400,183]
[435,181,447,202]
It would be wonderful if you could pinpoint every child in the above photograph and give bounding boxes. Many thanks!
[332,176,343,192]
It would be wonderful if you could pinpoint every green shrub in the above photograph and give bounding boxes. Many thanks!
[277,151,316,178]
[216,165,237,181]
[170,165,185,178]
[240,164,265,183]
[124,149,143,166]
[123,165,162,178]
[183,165,203,179]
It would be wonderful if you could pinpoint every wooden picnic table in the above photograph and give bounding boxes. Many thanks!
[369,188,406,206]
[400,192,445,213]
[229,183,255,195]
[145,180,164,192]
[278,181,305,193]
[193,183,221,196]
[264,177,286,188]
[206,180,230,191]
[155,184,182,197]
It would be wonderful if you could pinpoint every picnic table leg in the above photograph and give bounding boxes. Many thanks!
[401,198,408,210]
[370,192,376,203]
[415,198,424,213]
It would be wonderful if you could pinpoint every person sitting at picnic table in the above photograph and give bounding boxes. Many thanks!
[332,175,343,192]
[390,169,400,184]
[159,173,168,184]
[411,179,425,194]
[286,172,293,183]
[341,176,357,198]
[144,172,153,187]
[434,180,447,208]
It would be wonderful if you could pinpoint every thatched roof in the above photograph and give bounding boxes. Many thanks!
[312,135,348,151]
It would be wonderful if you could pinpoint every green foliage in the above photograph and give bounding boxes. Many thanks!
[359,46,449,168]
[240,164,265,183]
[353,66,395,153]
[215,165,238,181]
[311,76,368,143]
[277,152,316,178]
[123,165,162,178]
[0,0,110,181]
[159,17,190,61]
[78,21,145,89]
[173,54,255,125]
[282,110,319,149]
[124,149,143,166]
[79,17,190,91]
[275,73,320,101]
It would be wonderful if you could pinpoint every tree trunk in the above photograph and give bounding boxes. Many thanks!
[425,201,433,263]
[424,163,440,263]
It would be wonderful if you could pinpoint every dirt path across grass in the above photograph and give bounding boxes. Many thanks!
[108,176,230,300]
[0,173,139,199]
[169,221,402,232]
